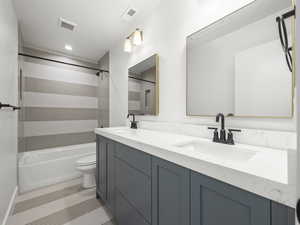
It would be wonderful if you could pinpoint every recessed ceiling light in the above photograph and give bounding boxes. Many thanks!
[65,44,72,51]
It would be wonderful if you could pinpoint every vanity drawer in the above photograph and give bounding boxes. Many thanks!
[115,190,150,225]
[115,157,151,222]
[115,143,151,176]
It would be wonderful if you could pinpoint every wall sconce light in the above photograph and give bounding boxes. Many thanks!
[123,28,143,53]
[124,37,132,53]
[132,29,143,46]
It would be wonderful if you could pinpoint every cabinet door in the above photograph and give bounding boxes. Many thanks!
[115,157,151,222]
[97,136,107,201]
[152,157,190,225]
[191,171,270,225]
[271,202,295,225]
[115,143,151,176]
[115,190,149,225]
[106,139,115,214]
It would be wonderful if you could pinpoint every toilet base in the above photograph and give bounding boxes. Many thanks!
[76,164,96,189]
[82,173,96,188]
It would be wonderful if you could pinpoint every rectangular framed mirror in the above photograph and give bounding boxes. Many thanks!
[186,0,295,118]
[128,54,159,115]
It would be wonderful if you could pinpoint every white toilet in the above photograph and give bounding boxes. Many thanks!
[76,154,96,188]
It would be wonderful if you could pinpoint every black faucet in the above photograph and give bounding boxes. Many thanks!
[208,113,241,145]
[208,127,219,142]
[227,129,241,145]
[216,113,226,143]
[127,113,138,129]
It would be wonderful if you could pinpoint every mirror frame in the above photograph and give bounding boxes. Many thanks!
[186,0,296,119]
[128,54,160,116]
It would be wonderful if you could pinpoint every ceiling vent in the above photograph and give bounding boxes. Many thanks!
[59,17,77,31]
[127,8,137,16]
[122,7,137,22]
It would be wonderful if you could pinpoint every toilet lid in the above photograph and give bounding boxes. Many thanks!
[77,154,96,166]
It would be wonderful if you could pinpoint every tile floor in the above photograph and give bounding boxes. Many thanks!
[8,179,113,225]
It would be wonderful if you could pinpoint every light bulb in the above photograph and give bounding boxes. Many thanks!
[124,38,132,53]
[65,44,72,51]
[132,29,142,46]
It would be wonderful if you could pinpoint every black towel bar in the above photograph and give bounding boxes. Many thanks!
[0,102,21,111]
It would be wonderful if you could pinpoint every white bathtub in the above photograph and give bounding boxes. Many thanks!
[18,143,96,193]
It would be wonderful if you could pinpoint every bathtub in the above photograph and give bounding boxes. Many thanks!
[18,143,96,193]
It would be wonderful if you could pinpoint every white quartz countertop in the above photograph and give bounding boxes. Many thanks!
[95,127,296,208]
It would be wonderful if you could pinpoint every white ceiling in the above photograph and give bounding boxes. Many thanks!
[13,0,160,63]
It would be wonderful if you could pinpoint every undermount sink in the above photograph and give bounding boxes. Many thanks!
[175,141,257,163]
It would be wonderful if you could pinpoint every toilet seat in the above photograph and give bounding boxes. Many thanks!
[76,154,96,167]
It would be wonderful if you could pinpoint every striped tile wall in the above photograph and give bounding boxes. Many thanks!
[21,57,99,152]
[128,78,142,114]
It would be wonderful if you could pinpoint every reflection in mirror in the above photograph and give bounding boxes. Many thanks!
[128,54,159,115]
[187,0,295,118]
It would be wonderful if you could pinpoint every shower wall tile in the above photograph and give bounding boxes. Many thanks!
[25,132,96,151]
[128,91,140,101]
[23,61,98,86]
[23,92,98,109]
[25,77,97,97]
[24,107,98,121]
[19,48,102,152]
[24,120,98,137]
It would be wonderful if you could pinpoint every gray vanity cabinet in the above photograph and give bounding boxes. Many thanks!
[106,139,115,213]
[96,136,107,201]
[152,157,190,225]
[191,171,270,225]
[96,135,295,225]
[96,136,115,214]
[271,202,295,225]
[114,143,151,225]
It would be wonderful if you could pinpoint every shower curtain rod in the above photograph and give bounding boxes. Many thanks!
[18,53,110,75]
[128,76,156,84]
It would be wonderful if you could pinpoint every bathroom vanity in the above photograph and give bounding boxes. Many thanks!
[95,127,295,225]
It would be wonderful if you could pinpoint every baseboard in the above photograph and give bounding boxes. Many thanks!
[1,186,18,225]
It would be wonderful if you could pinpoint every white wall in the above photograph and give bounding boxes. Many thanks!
[296,0,299,223]
[110,0,296,131]
[0,0,18,223]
